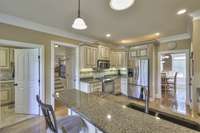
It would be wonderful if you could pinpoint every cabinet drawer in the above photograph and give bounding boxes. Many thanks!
[0,89,11,105]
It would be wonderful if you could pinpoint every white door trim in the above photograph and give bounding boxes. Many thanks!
[0,39,45,115]
[157,49,190,105]
[50,41,80,108]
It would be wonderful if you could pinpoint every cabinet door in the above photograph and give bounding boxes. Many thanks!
[129,50,137,59]
[0,47,10,69]
[110,52,115,67]
[86,47,91,66]
[0,85,12,105]
[98,45,110,60]
[90,47,97,67]
[121,78,128,96]
[121,52,127,68]
[105,47,110,59]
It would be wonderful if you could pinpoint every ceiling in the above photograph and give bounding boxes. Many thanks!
[0,0,199,45]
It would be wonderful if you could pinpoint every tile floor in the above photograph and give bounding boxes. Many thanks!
[0,104,35,129]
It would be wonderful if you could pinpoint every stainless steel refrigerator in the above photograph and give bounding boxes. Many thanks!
[128,58,149,100]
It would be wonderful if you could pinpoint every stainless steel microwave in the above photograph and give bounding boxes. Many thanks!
[97,60,110,70]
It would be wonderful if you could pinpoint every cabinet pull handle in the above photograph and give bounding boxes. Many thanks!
[14,83,18,86]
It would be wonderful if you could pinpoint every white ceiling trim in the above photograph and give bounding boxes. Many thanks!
[0,13,97,43]
[190,10,200,21]
[158,33,191,43]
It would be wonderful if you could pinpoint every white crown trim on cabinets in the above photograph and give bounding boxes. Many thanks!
[190,10,200,21]
[158,33,191,43]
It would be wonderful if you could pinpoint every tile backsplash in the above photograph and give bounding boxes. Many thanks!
[80,68,127,79]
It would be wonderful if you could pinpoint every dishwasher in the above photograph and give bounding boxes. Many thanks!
[102,79,114,94]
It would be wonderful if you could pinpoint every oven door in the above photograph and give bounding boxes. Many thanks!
[103,80,114,94]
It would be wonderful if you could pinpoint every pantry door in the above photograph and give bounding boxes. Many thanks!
[15,49,40,115]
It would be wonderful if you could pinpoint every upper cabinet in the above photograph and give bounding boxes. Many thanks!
[0,47,10,69]
[110,51,127,68]
[129,48,148,59]
[80,45,98,69]
[98,45,110,60]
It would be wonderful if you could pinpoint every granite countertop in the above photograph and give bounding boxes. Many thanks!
[80,78,101,83]
[80,75,128,83]
[56,89,199,133]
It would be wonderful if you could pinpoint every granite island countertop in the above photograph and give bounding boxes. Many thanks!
[55,89,199,133]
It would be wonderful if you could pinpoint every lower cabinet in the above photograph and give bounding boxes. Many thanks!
[68,109,104,133]
[121,77,128,96]
[80,82,102,94]
[0,82,14,106]
[114,78,121,95]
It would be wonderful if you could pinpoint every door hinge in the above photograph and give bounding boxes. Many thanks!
[38,80,40,83]
[38,55,40,59]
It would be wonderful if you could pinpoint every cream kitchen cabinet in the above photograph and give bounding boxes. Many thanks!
[80,81,102,94]
[129,48,148,59]
[98,45,110,60]
[0,47,10,69]
[121,77,128,96]
[80,46,98,69]
[0,81,14,106]
[68,109,103,133]
[110,51,127,68]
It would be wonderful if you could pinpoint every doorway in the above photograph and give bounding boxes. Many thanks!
[50,41,79,115]
[0,39,44,128]
[157,50,190,114]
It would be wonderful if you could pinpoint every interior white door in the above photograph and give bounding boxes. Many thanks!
[15,49,40,115]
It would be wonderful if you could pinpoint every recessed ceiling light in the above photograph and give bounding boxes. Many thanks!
[107,114,112,120]
[121,40,132,44]
[106,34,111,38]
[110,0,135,11]
[155,32,160,36]
[177,9,187,15]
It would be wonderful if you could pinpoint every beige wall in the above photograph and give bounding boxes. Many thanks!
[158,39,191,51]
[153,39,191,98]
[0,23,80,104]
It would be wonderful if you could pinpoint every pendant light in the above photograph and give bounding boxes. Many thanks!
[72,0,87,30]
[110,0,135,11]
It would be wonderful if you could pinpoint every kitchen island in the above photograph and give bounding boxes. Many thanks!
[55,89,199,133]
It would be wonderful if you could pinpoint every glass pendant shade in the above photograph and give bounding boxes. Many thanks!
[72,0,87,30]
[72,17,87,30]
[110,0,135,11]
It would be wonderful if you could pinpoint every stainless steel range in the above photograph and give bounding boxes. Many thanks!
[97,76,116,94]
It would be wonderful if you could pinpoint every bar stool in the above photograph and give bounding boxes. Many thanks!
[36,95,87,133]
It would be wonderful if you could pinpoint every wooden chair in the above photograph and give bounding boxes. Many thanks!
[167,72,178,97]
[161,72,169,97]
[36,95,87,133]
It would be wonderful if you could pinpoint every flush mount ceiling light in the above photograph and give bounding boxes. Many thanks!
[72,0,87,30]
[110,0,135,11]
[177,9,187,15]
[106,33,111,38]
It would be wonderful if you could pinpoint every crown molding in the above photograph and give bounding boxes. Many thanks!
[158,33,191,43]
[0,13,97,43]
[190,10,200,21]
